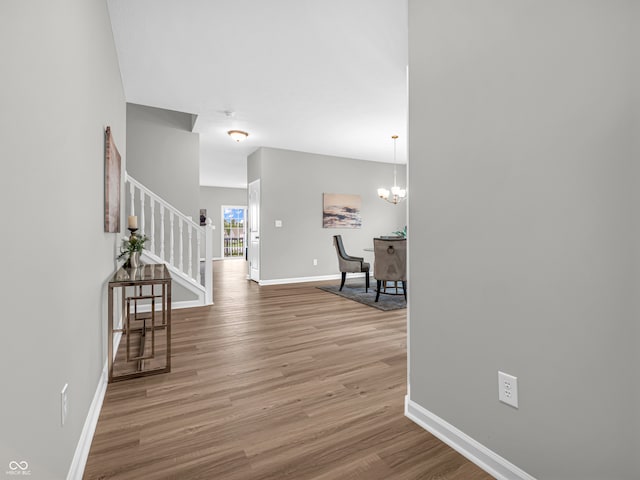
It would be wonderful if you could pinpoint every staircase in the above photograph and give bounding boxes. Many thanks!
[125,173,213,306]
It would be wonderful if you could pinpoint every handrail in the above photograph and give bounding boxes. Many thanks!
[125,173,213,305]
[125,173,201,230]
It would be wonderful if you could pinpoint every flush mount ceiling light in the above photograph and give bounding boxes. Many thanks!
[377,135,407,205]
[228,130,249,142]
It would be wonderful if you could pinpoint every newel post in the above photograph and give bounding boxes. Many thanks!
[204,218,213,305]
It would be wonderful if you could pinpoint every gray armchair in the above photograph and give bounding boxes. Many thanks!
[333,235,370,292]
[373,237,407,302]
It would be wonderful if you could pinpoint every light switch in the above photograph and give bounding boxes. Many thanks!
[275,220,283,228]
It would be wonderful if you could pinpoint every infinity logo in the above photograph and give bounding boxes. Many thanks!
[8,461,28,471]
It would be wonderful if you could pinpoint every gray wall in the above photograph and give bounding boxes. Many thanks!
[126,103,200,220]
[249,147,407,281]
[126,103,200,303]
[408,1,638,479]
[634,2,640,473]
[0,0,125,478]
[248,147,262,184]
[200,186,248,258]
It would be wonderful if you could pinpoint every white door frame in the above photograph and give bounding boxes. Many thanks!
[248,179,260,282]
[220,205,247,259]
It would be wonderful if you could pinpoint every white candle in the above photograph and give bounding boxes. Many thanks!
[128,215,138,229]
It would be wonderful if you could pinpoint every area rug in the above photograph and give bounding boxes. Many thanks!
[317,283,406,311]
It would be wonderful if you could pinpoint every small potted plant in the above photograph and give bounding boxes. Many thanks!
[392,226,407,238]
[118,234,149,268]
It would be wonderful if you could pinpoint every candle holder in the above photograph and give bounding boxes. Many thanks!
[126,227,140,268]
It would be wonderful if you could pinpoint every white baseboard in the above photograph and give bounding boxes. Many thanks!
[135,299,207,312]
[112,331,122,360]
[259,272,366,286]
[66,296,207,479]
[404,396,536,480]
[67,313,128,480]
[66,364,108,480]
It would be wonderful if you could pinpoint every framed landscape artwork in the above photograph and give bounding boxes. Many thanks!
[104,126,121,233]
[322,193,362,228]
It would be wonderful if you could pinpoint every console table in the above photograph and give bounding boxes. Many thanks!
[107,263,171,383]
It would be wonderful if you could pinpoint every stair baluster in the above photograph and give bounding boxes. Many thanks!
[160,205,165,261]
[188,224,193,278]
[169,211,175,265]
[129,183,135,218]
[124,173,213,306]
[150,202,155,255]
[197,228,201,269]
[179,220,184,272]
[140,192,145,236]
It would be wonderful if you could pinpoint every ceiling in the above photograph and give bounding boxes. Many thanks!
[107,0,408,188]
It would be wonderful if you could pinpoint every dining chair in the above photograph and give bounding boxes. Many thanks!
[332,235,370,292]
[373,237,407,302]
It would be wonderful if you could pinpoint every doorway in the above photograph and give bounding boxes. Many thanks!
[221,205,247,259]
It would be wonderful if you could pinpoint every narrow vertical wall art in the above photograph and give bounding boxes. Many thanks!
[104,126,121,232]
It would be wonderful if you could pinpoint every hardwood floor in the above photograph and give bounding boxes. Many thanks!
[84,260,493,480]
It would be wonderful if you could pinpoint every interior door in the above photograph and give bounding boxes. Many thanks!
[248,179,260,282]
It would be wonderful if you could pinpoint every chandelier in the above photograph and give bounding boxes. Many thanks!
[377,135,406,204]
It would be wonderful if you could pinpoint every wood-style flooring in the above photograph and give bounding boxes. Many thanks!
[84,260,493,480]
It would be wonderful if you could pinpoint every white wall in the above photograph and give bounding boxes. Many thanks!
[249,147,407,282]
[408,1,638,478]
[200,186,248,258]
[0,0,125,477]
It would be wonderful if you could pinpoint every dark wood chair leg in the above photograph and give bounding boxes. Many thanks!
[340,272,347,291]
[365,270,370,292]
[375,280,381,302]
[403,280,407,300]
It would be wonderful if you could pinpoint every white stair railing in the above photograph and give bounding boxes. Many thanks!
[125,173,213,305]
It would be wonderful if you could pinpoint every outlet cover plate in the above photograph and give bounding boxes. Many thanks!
[498,371,518,408]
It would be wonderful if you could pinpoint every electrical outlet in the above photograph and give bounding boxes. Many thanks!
[498,371,518,408]
[313,259,318,266]
[275,220,282,228]
[61,383,69,426]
